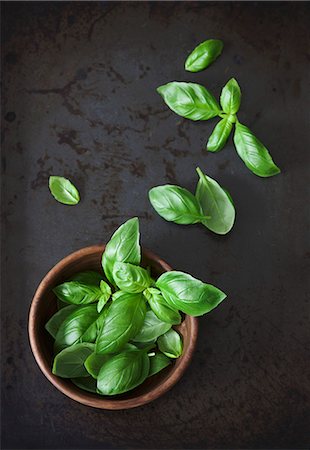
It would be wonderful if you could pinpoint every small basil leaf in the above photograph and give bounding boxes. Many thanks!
[96,292,146,354]
[156,271,227,317]
[80,306,108,343]
[148,353,171,377]
[45,305,79,339]
[207,117,233,152]
[71,376,97,393]
[157,329,183,359]
[97,280,112,312]
[53,281,103,305]
[234,123,281,177]
[97,348,150,395]
[133,310,171,343]
[195,167,235,235]
[144,288,181,325]
[84,353,109,379]
[70,271,103,285]
[113,262,152,293]
[102,217,141,286]
[185,39,223,72]
[157,82,220,121]
[52,343,94,378]
[220,78,241,114]
[149,185,207,225]
[49,176,80,205]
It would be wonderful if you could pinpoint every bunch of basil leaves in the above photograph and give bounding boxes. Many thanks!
[46,218,227,396]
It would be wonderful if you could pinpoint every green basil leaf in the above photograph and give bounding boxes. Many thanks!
[148,352,171,377]
[45,305,79,339]
[84,353,109,379]
[80,306,108,343]
[53,281,103,305]
[96,280,112,312]
[185,39,223,72]
[102,217,141,286]
[207,117,233,152]
[220,78,241,114]
[71,376,97,393]
[70,271,103,285]
[52,343,94,378]
[234,123,281,177]
[195,167,235,235]
[96,292,146,354]
[157,82,220,121]
[149,185,207,225]
[132,339,157,349]
[133,310,171,343]
[54,305,100,352]
[49,176,80,205]
[156,271,226,317]
[113,262,152,293]
[97,349,150,395]
[157,329,183,358]
[144,287,181,325]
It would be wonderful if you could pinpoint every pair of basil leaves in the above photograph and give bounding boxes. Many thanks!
[46,218,226,395]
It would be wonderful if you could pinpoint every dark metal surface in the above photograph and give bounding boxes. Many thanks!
[1,2,310,449]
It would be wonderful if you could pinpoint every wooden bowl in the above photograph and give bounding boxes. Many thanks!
[28,245,198,410]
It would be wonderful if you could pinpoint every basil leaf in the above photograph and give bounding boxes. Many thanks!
[49,176,80,205]
[70,271,103,285]
[149,185,207,225]
[144,288,181,325]
[234,123,281,177]
[102,217,141,286]
[185,39,223,72]
[158,329,183,358]
[148,353,171,377]
[52,343,94,378]
[96,280,112,312]
[96,292,146,354]
[54,305,100,352]
[207,117,233,152]
[220,78,241,114]
[113,262,152,293]
[195,167,235,235]
[45,305,79,339]
[84,353,109,379]
[133,310,171,343]
[53,281,103,305]
[156,271,226,316]
[157,82,220,121]
[132,339,157,349]
[71,376,97,393]
[97,349,150,395]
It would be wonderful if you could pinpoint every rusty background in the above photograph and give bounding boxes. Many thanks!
[1,1,310,449]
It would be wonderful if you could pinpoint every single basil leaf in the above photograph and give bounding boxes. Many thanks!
[84,353,109,379]
[111,290,124,301]
[157,329,183,359]
[157,82,220,121]
[144,288,181,325]
[52,343,94,378]
[113,262,152,293]
[54,305,100,352]
[71,376,97,393]
[195,167,235,235]
[149,185,207,225]
[132,339,157,349]
[45,305,79,339]
[156,271,227,317]
[49,176,80,205]
[148,352,171,377]
[70,271,103,285]
[207,117,233,152]
[220,78,241,114]
[97,349,150,395]
[234,123,281,177]
[96,292,146,354]
[133,310,171,343]
[53,281,103,305]
[185,39,223,72]
[80,306,109,343]
[102,217,141,286]
[96,280,112,312]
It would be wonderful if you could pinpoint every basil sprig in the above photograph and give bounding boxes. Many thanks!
[185,39,223,72]
[46,218,227,396]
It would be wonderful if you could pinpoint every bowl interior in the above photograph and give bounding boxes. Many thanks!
[29,246,198,409]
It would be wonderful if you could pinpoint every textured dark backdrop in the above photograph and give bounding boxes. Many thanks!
[1,2,310,449]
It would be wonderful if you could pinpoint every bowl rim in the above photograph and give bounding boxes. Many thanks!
[28,245,199,410]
